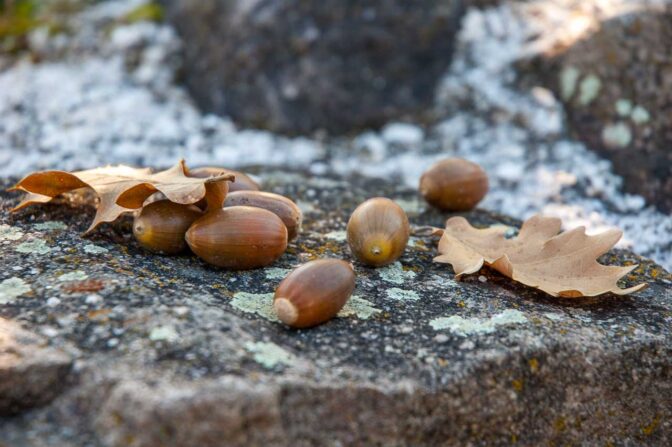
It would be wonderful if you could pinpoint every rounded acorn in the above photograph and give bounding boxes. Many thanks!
[347,197,410,267]
[133,200,203,254]
[419,158,488,211]
[224,191,302,240]
[185,206,287,270]
[274,259,356,328]
[189,166,260,192]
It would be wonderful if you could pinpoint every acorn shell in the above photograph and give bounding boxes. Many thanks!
[133,200,202,255]
[274,259,355,328]
[346,197,410,267]
[419,158,488,211]
[224,191,302,240]
[185,206,287,270]
[189,166,260,192]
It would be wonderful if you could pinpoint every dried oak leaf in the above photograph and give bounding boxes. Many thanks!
[9,160,233,234]
[434,214,646,297]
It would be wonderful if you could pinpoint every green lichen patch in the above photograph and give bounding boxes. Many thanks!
[429,309,528,336]
[578,74,601,106]
[120,2,164,24]
[559,66,580,100]
[264,267,291,280]
[34,221,67,231]
[230,292,279,322]
[0,277,31,304]
[83,244,109,254]
[338,295,381,320]
[601,122,632,148]
[385,288,420,301]
[149,325,179,342]
[16,238,51,255]
[394,198,423,215]
[0,224,24,241]
[245,341,294,369]
[378,262,416,285]
[58,270,89,282]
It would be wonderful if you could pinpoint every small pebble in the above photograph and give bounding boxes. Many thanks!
[85,294,103,304]
[434,334,449,343]
[46,297,61,307]
[478,275,487,283]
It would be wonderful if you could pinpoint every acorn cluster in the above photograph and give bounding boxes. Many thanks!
[133,158,488,329]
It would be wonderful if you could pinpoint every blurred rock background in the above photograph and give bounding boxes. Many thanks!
[0,0,670,268]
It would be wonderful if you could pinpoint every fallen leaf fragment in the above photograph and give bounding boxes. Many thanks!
[434,214,646,297]
[10,160,233,234]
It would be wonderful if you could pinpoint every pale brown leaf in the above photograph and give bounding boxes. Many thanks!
[434,214,647,297]
[10,160,233,234]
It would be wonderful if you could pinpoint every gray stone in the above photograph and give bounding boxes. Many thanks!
[0,171,671,445]
[532,6,672,212]
[0,317,74,415]
[162,0,464,135]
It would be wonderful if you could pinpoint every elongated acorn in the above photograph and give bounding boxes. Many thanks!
[189,166,260,192]
[224,191,302,240]
[185,206,287,270]
[419,158,488,211]
[274,259,355,328]
[347,197,409,267]
[133,200,202,254]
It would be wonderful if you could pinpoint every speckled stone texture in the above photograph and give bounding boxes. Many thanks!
[162,0,464,134]
[0,170,671,446]
[534,6,672,212]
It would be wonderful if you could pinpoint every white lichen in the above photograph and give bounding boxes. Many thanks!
[429,309,528,336]
[385,288,421,301]
[615,99,633,116]
[578,74,601,106]
[324,230,347,241]
[338,295,381,320]
[230,292,278,322]
[264,267,291,280]
[0,277,31,304]
[378,262,416,285]
[34,221,67,231]
[559,66,580,100]
[149,325,179,342]
[245,341,294,369]
[0,224,24,241]
[630,105,650,124]
[58,270,89,282]
[601,122,632,148]
[83,244,109,254]
[16,239,51,255]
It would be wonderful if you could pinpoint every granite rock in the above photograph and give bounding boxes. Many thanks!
[162,0,464,135]
[0,317,74,415]
[0,170,671,446]
[531,6,672,212]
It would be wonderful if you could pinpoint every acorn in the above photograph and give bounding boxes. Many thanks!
[188,166,260,192]
[185,206,287,270]
[346,197,410,267]
[133,200,203,254]
[224,191,302,240]
[274,259,356,328]
[419,158,488,211]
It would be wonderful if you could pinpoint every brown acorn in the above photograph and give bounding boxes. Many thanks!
[224,191,302,240]
[133,200,202,254]
[188,166,260,192]
[185,206,287,270]
[347,197,410,267]
[419,158,488,211]
[274,259,356,328]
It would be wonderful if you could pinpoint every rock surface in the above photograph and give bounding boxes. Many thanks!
[0,170,671,446]
[533,5,672,212]
[0,318,73,415]
[162,0,464,134]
